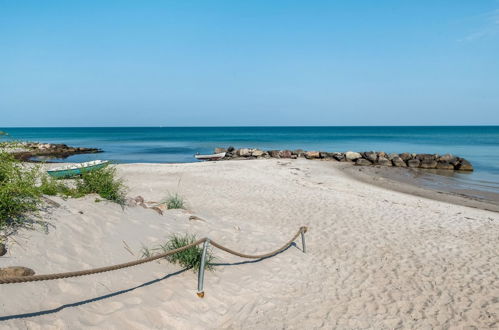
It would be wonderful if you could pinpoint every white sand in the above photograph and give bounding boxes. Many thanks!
[1,159,498,329]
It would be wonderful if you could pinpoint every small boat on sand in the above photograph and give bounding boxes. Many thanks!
[194,152,226,161]
[47,160,109,179]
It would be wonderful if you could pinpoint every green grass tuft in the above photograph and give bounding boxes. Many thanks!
[142,234,214,273]
[76,166,127,205]
[164,193,185,209]
[0,153,42,230]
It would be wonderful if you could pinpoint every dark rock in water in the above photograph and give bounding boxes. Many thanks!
[214,147,227,154]
[456,159,474,171]
[279,150,292,158]
[363,151,377,163]
[416,154,435,161]
[407,159,421,168]
[392,157,407,167]
[227,146,235,152]
[355,158,372,166]
[399,152,412,161]
[268,150,280,158]
[420,158,438,169]
[0,266,35,278]
[0,243,6,256]
[332,152,345,161]
[377,156,392,166]
[436,161,454,170]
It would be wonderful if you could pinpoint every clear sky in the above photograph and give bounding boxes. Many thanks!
[1,0,498,127]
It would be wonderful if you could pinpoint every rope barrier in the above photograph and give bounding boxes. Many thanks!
[0,226,308,286]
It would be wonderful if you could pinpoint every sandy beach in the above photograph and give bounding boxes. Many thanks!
[0,159,498,329]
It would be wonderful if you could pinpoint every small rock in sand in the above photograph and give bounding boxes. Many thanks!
[0,243,6,256]
[0,266,35,278]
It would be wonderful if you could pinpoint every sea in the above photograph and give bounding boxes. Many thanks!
[2,126,499,196]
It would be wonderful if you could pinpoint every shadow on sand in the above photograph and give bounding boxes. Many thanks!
[0,243,301,321]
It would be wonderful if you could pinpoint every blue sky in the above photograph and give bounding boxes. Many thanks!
[1,0,498,126]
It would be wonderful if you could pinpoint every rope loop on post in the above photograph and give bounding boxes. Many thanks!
[0,226,308,285]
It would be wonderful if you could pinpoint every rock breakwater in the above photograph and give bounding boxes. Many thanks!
[214,147,473,171]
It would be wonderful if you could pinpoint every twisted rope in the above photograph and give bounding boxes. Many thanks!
[0,227,307,284]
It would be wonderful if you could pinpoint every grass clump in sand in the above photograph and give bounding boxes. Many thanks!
[164,193,185,209]
[141,234,214,273]
[0,153,42,230]
[39,166,126,204]
[76,166,127,205]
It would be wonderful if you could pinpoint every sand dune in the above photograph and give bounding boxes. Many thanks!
[0,159,497,329]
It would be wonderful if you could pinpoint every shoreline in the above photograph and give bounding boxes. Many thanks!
[340,162,499,212]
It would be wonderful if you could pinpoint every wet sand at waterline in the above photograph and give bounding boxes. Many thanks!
[1,159,498,328]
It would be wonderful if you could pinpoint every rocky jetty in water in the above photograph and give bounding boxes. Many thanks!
[1,141,102,161]
[213,147,473,171]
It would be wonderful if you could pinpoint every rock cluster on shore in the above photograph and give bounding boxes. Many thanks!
[214,147,473,171]
[3,142,102,161]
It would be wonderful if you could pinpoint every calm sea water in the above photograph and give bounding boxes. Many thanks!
[2,126,499,194]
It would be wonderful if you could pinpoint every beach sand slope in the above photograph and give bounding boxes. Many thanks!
[0,159,497,329]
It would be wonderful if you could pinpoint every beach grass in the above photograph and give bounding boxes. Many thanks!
[76,166,127,205]
[141,234,214,273]
[164,193,185,209]
[0,153,41,231]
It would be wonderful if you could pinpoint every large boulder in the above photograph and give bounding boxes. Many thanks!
[304,151,320,159]
[333,152,345,161]
[407,159,421,168]
[392,157,407,167]
[252,149,264,157]
[356,158,372,166]
[455,159,473,171]
[345,151,362,161]
[214,147,227,154]
[363,151,377,163]
[268,150,280,158]
[227,146,235,153]
[279,150,292,158]
[237,148,252,157]
[436,161,454,170]
[292,149,305,157]
[320,152,334,159]
[388,153,399,160]
[377,156,392,166]
[420,158,438,169]
[399,152,412,161]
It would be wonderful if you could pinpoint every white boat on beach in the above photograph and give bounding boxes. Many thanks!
[194,152,226,161]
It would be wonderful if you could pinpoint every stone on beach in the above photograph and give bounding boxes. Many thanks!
[377,156,392,166]
[0,243,6,256]
[356,158,372,166]
[363,151,378,163]
[392,157,407,167]
[407,159,421,168]
[345,151,362,161]
[304,151,320,159]
[0,266,35,278]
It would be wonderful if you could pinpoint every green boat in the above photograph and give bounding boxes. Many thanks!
[47,160,109,179]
